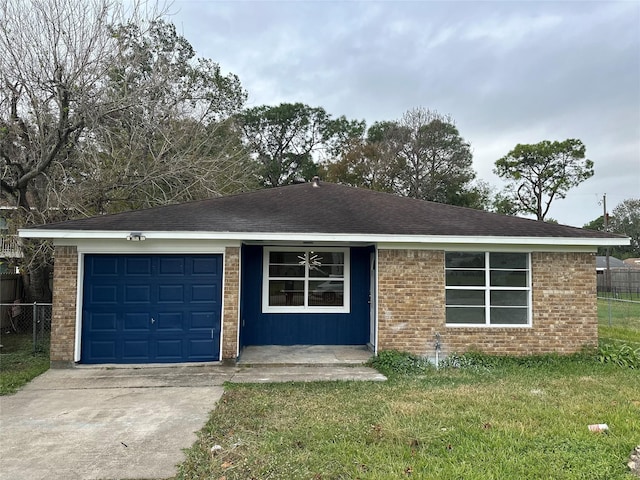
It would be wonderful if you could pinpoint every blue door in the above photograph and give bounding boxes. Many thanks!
[81,254,222,363]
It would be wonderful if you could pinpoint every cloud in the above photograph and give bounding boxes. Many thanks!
[171,0,640,227]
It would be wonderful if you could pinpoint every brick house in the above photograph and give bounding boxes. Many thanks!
[20,180,628,367]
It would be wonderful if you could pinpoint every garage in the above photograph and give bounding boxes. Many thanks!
[81,254,222,364]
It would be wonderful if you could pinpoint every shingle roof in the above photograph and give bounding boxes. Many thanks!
[25,181,623,239]
[596,256,628,269]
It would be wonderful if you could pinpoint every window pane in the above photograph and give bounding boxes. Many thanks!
[309,251,344,278]
[446,290,485,306]
[269,264,305,277]
[269,251,305,264]
[490,307,528,325]
[490,271,527,287]
[490,253,527,270]
[309,280,344,306]
[446,270,485,286]
[445,252,485,268]
[315,252,344,264]
[490,291,528,306]
[446,307,485,324]
[269,280,304,306]
[309,264,344,278]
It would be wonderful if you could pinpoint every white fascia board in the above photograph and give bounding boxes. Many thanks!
[56,238,238,254]
[20,228,629,248]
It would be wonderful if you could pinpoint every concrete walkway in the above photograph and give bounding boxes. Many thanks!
[0,364,385,480]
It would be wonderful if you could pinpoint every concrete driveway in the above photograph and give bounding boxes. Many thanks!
[0,364,384,480]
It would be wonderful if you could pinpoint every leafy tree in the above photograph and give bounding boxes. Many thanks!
[392,108,475,204]
[494,139,594,221]
[322,121,402,193]
[76,19,253,215]
[237,103,363,187]
[324,108,483,208]
[610,198,640,257]
[0,0,250,300]
[492,190,521,216]
[583,215,606,232]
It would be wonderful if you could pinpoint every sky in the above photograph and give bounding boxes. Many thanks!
[168,0,639,228]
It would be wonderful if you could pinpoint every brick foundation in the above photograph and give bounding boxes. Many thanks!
[377,249,597,357]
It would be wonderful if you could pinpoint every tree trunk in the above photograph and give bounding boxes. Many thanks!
[23,264,52,303]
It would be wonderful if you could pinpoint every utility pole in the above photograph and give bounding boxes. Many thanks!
[603,194,611,293]
[603,194,613,326]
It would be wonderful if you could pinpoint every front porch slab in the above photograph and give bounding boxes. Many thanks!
[237,345,373,366]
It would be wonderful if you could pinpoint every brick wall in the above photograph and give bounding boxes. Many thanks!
[378,249,445,356]
[50,246,78,367]
[221,246,240,361]
[377,249,597,357]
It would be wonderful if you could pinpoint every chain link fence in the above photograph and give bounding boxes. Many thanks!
[0,302,52,353]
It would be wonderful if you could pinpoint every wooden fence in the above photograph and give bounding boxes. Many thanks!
[597,269,640,298]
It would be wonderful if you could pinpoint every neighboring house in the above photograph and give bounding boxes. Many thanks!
[597,256,640,294]
[595,256,629,271]
[623,258,640,269]
[0,213,22,274]
[20,180,629,367]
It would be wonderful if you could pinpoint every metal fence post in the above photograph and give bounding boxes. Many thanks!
[32,302,37,354]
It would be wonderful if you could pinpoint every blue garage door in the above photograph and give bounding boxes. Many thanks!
[81,254,222,364]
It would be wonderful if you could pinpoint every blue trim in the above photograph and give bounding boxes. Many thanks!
[240,245,371,346]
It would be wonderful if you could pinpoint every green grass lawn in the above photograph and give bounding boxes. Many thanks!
[0,333,49,395]
[598,298,640,345]
[176,300,640,480]
[176,358,639,480]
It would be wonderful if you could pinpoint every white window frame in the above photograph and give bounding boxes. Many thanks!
[445,252,532,327]
[262,247,350,314]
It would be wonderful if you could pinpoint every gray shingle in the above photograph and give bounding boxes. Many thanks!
[26,181,622,239]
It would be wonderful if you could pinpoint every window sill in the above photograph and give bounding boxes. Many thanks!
[263,306,351,314]
[445,324,532,329]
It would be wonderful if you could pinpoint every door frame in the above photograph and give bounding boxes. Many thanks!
[369,249,378,352]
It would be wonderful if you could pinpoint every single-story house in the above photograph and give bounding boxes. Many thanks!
[20,179,629,367]
[623,258,640,269]
[596,256,629,271]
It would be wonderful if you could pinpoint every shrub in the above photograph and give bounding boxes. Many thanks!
[367,350,433,376]
[597,342,640,368]
[438,350,595,370]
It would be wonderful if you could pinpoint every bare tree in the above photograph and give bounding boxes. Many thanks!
[0,0,253,301]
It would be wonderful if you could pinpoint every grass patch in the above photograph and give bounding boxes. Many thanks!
[176,359,640,480]
[367,350,434,377]
[0,333,49,395]
[598,298,640,347]
[598,298,640,329]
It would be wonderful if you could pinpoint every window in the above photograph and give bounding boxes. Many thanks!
[445,252,530,326]
[263,248,350,313]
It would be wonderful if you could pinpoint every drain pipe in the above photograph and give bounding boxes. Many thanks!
[434,332,441,369]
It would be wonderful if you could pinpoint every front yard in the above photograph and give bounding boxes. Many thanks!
[2,299,639,478]
[175,355,639,480]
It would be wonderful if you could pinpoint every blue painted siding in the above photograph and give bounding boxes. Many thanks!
[81,254,222,363]
[240,245,371,346]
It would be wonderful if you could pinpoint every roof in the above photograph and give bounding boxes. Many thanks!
[595,256,628,269]
[20,181,629,246]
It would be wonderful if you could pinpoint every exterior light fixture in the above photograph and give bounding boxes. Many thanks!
[126,233,146,241]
